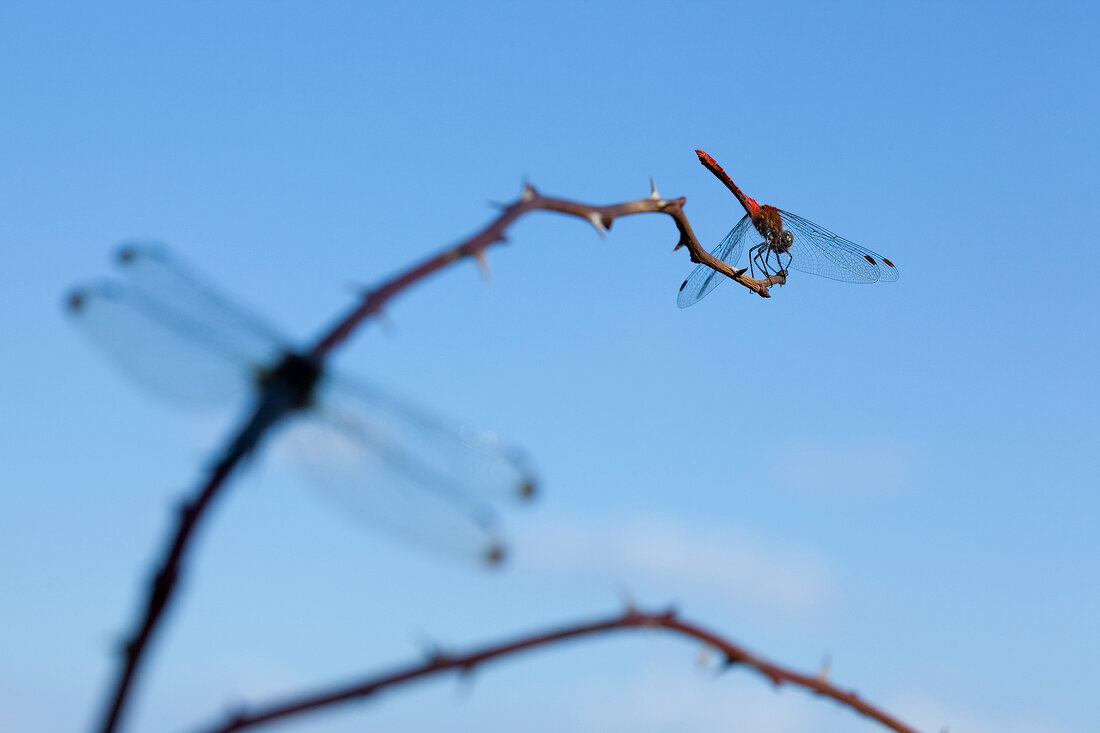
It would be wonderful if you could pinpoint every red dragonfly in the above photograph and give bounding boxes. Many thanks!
[678,150,898,307]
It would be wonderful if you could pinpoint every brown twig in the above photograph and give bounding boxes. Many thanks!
[192,607,925,733]
[693,148,788,290]
[310,177,773,359]
[96,173,770,733]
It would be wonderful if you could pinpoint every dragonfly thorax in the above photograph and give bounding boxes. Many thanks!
[257,352,323,410]
[752,206,787,247]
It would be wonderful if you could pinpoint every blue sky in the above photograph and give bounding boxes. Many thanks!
[2,2,1098,732]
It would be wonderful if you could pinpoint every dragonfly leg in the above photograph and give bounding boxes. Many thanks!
[762,247,780,278]
[749,244,766,279]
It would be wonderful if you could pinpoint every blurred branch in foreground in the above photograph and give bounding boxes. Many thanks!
[193,606,926,733]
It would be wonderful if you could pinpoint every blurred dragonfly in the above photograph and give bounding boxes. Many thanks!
[679,151,898,307]
[67,243,536,564]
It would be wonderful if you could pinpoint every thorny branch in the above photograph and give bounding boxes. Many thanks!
[311,177,774,358]
[193,607,926,733]
[95,175,769,733]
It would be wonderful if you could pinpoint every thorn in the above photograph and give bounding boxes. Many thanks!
[696,645,715,668]
[429,649,454,666]
[816,653,831,683]
[649,176,660,199]
[488,199,508,212]
[521,181,538,201]
[618,588,637,613]
[455,662,478,694]
[414,632,452,667]
[586,212,607,238]
[732,267,747,277]
[472,250,491,282]
[375,308,397,338]
[345,280,362,293]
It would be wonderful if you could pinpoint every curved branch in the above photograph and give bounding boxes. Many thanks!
[94,399,281,733]
[311,179,773,358]
[192,607,925,733]
[96,165,774,733]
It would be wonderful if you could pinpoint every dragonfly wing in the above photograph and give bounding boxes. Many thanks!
[779,211,899,283]
[68,282,258,406]
[66,244,289,408]
[115,242,291,359]
[677,215,754,308]
[280,374,536,564]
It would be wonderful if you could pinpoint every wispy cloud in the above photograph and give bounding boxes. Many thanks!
[891,693,1072,733]
[773,438,914,497]
[515,514,836,616]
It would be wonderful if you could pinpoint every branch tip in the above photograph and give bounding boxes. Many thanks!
[617,589,637,615]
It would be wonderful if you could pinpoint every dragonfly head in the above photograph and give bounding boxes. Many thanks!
[777,229,794,253]
[257,351,323,410]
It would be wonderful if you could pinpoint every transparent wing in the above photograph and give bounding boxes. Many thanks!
[115,241,291,358]
[779,210,899,283]
[677,215,756,308]
[280,374,537,565]
[66,243,288,408]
